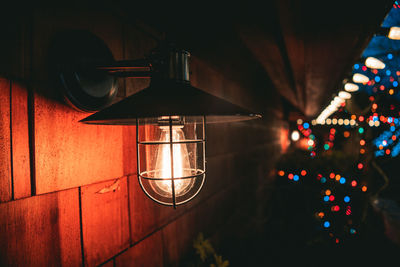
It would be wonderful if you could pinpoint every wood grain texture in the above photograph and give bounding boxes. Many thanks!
[115,231,163,267]
[124,26,156,97]
[31,8,132,194]
[34,96,125,194]
[123,126,137,176]
[0,189,82,266]
[81,177,130,266]
[161,212,196,266]
[0,78,12,202]
[190,56,256,111]
[128,175,186,244]
[162,186,239,266]
[0,11,32,80]
[11,81,31,199]
[99,259,115,267]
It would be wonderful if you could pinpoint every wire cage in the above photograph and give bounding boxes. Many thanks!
[137,116,206,207]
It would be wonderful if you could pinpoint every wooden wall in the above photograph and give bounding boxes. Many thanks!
[0,6,284,266]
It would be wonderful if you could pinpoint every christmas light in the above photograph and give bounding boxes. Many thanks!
[361,186,367,192]
[339,91,351,100]
[344,83,359,92]
[353,73,369,83]
[365,57,385,69]
[325,189,331,195]
[388,26,400,40]
[291,130,300,141]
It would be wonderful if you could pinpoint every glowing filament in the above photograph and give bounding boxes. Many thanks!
[149,126,194,198]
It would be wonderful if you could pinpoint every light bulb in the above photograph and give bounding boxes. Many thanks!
[149,126,195,197]
[338,91,351,99]
[138,116,206,207]
[344,83,359,92]
[291,130,300,141]
[388,26,400,40]
[365,57,385,69]
[353,73,369,84]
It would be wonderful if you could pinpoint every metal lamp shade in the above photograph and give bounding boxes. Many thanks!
[79,79,261,124]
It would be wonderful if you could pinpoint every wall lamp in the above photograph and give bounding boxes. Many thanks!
[50,31,261,208]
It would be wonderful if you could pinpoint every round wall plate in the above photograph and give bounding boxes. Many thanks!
[49,30,118,112]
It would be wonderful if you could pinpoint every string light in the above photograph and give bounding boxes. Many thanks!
[388,26,400,40]
[361,186,368,192]
[344,83,359,92]
[291,130,300,141]
[365,57,385,69]
[338,91,351,100]
[353,73,369,83]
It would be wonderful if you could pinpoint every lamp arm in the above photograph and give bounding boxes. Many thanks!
[96,58,152,78]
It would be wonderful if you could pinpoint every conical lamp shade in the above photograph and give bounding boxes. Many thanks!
[80,79,261,124]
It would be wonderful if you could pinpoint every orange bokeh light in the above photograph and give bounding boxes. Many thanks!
[361,185,368,192]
